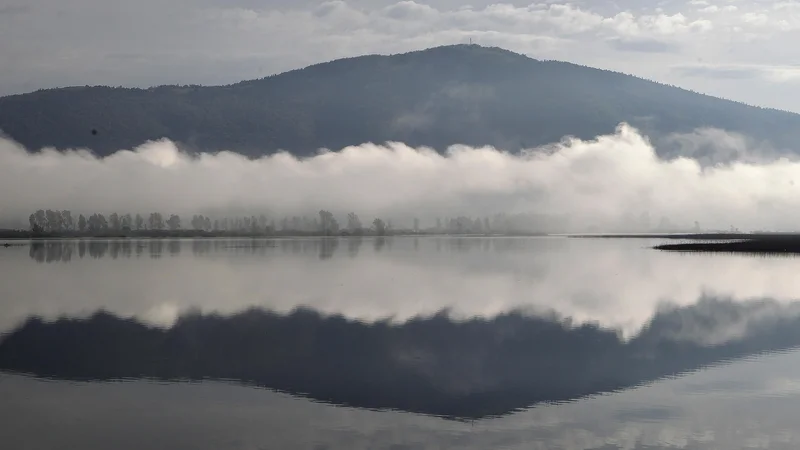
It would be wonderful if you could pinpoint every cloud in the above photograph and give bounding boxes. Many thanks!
[608,37,679,53]
[383,0,437,20]
[672,63,762,80]
[4,1,800,120]
[672,63,800,83]
[4,124,800,233]
[657,127,786,166]
[0,2,755,94]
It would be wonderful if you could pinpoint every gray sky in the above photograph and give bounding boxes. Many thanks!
[2,0,800,111]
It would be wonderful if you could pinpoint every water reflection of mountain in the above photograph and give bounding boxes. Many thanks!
[26,237,568,262]
[2,298,800,420]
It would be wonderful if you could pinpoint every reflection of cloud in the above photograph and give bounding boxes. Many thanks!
[11,237,800,339]
[645,297,800,346]
[613,405,681,423]
[141,302,181,327]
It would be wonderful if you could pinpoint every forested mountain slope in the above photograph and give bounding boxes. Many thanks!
[1,44,798,157]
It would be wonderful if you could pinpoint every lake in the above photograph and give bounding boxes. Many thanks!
[3,236,800,449]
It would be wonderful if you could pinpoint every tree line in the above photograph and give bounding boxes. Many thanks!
[24,209,568,237]
[26,209,403,236]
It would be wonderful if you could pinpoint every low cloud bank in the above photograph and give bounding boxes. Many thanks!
[1,123,799,232]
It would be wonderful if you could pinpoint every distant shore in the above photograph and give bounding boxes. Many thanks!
[0,229,550,240]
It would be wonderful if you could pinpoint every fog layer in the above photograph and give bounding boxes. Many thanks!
[1,123,798,232]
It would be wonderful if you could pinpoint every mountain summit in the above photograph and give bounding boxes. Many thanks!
[2,44,799,157]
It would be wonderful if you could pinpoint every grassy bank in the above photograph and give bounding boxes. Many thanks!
[654,234,800,254]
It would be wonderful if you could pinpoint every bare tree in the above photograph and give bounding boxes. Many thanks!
[34,210,46,231]
[61,210,74,231]
[347,212,362,233]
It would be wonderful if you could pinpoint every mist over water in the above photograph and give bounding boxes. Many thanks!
[6,236,800,341]
[2,123,800,231]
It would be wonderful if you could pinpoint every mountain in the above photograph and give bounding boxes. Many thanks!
[2,44,800,157]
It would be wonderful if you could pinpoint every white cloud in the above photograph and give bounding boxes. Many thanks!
[673,62,800,84]
[742,11,770,26]
[384,1,438,20]
[4,123,800,234]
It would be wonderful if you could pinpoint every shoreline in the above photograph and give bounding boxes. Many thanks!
[654,236,800,254]
[568,232,788,240]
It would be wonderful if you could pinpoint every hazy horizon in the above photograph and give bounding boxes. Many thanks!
[2,122,799,233]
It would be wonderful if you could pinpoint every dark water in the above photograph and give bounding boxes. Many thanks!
[3,237,800,449]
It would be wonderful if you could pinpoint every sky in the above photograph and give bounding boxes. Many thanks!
[1,0,800,111]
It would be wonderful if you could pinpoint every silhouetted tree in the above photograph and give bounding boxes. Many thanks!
[318,210,339,235]
[250,215,259,233]
[148,213,164,230]
[45,209,61,232]
[134,214,144,231]
[191,215,204,231]
[347,212,362,234]
[87,213,108,232]
[121,214,133,230]
[108,213,121,231]
[61,210,74,231]
[166,214,181,231]
[373,218,386,236]
[28,214,43,234]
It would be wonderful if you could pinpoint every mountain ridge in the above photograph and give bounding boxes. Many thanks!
[2,44,799,157]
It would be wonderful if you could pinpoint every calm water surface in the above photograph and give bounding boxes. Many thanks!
[3,237,800,449]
